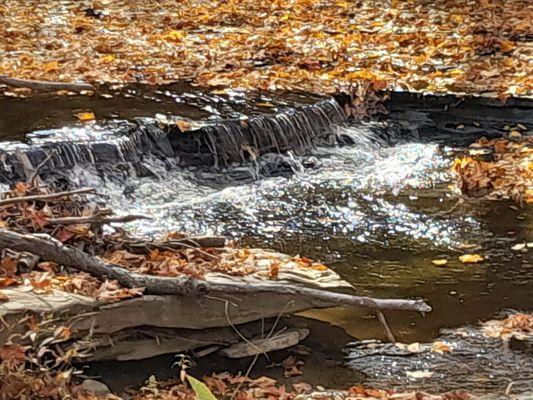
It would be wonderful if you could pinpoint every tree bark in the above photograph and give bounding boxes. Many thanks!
[0,229,431,313]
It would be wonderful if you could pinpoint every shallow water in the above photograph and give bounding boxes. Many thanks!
[1,91,531,392]
[58,121,532,348]
[72,120,532,393]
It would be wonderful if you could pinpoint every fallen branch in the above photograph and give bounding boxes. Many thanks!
[47,214,150,226]
[27,151,56,186]
[0,188,97,207]
[124,235,227,252]
[0,229,432,313]
[0,75,94,92]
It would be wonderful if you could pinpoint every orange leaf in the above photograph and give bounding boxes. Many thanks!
[75,112,95,121]
[0,345,27,368]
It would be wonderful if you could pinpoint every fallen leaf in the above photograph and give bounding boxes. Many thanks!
[459,254,484,263]
[176,120,192,132]
[75,112,95,121]
[0,345,27,368]
[431,259,448,266]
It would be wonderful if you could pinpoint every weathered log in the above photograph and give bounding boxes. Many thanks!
[47,214,150,226]
[0,229,431,312]
[0,75,94,92]
[0,188,96,207]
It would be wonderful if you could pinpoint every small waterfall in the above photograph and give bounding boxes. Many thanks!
[0,98,347,185]
[169,98,346,168]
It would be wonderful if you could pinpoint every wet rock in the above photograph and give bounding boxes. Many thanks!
[345,323,533,394]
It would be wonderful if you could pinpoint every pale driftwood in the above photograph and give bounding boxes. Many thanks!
[124,235,227,252]
[47,214,150,226]
[0,188,96,207]
[0,75,94,92]
[0,229,432,313]
[221,328,310,358]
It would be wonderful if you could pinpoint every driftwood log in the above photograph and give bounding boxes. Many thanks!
[0,229,431,313]
[0,75,94,92]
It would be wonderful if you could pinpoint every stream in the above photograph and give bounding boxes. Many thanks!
[1,87,531,395]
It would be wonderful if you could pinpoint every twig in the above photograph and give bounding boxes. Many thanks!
[0,188,97,207]
[376,310,396,343]
[47,214,150,226]
[27,151,56,187]
[224,300,268,357]
[0,75,94,92]
[230,302,293,400]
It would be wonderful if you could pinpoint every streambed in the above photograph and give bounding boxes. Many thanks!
[1,87,531,395]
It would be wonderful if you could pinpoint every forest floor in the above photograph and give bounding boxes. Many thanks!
[0,0,531,97]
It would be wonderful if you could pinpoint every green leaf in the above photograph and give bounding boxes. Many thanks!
[186,375,218,400]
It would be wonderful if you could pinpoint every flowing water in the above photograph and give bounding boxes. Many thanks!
[1,89,532,394]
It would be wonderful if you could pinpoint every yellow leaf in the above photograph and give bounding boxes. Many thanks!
[43,61,60,72]
[100,55,115,63]
[459,254,484,263]
[176,120,192,132]
[161,30,186,42]
[431,259,448,266]
[75,112,95,121]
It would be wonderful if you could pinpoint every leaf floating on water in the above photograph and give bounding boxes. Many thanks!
[431,259,448,266]
[75,111,95,121]
[459,254,484,264]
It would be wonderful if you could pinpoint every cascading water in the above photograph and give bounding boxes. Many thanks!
[0,98,346,185]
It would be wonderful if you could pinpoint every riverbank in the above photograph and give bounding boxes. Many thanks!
[1,0,531,96]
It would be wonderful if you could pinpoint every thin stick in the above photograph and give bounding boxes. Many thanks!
[0,188,96,207]
[0,75,94,92]
[27,151,55,187]
[230,302,292,400]
[376,310,396,343]
[47,214,150,226]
